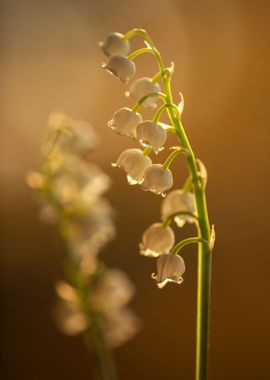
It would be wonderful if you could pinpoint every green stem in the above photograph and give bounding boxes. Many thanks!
[134,30,212,380]
[132,91,166,112]
[128,47,154,60]
[143,146,153,156]
[152,103,179,123]
[164,76,212,380]
[171,237,208,255]
[162,148,181,169]
[182,176,193,192]
[81,292,118,380]
[152,70,163,83]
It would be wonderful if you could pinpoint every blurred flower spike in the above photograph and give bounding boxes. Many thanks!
[28,112,139,356]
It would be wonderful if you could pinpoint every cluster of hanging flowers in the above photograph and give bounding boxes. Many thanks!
[27,112,139,346]
[99,30,213,288]
[100,32,177,196]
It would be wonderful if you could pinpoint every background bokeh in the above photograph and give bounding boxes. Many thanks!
[1,0,269,379]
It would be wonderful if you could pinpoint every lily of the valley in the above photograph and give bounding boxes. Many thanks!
[108,107,142,137]
[152,253,186,288]
[103,55,136,83]
[136,121,167,153]
[141,164,173,194]
[161,189,196,227]
[128,77,161,107]
[99,32,130,57]
[113,148,152,185]
[139,223,175,257]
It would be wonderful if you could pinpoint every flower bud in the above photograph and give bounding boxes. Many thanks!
[152,254,185,288]
[141,164,173,195]
[128,77,161,107]
[136,121,167,153]
[113,149,152,185]
[99,33,130,57]
[103,55,136,83]
[108,107,142,137]
[139,223,175,257]
[161,190,196,227]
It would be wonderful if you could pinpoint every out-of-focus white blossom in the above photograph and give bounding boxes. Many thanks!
[108,107,142,137]
[139,222,175,257]
[113,148,152,185]
[55,268,139,347]
[141,164,173,195]
[161,189,196,227]
[90,269,135,312]
[99,32,130,57]
[45,113,98,156]
[152,254,185,288]
[66,199,115,262]
[136,121,167,153]
[128,77,161,107]
[101,307,140,348]
[91,269,139,348]
[57,120,99,156]
[26,171,44,189]
[54,282,88,336]
[47,154,111,210]
[103,55,136,83]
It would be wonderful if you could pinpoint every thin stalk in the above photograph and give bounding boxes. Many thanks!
[171,237,208,255]
[163,75,212,380]
[128,47,154,60]
[132,91,166,112]
[153,103,179,123]
[81,289,118,380]
[162,148,181,169]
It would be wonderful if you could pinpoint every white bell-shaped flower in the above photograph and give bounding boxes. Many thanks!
[103,55,136,83]
[161,189,196,227]
[99,32,130,57]
[113,149,152,185]
[128,77,161,107]
[139,223,175,257]
[108,107,142,137]
[152,253,185,288]
[141,164,173,195]
[136,121,167,153]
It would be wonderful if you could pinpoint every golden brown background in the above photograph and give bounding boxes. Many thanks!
[1,0,269,379]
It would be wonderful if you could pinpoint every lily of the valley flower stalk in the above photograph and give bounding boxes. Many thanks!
[100,29,215,380]
[28,112,139,380]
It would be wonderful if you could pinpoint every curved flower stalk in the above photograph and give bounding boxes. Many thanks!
[100,29,215,380]
[27,112,139,380]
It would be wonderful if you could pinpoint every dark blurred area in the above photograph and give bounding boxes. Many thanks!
[1,0,270,379]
